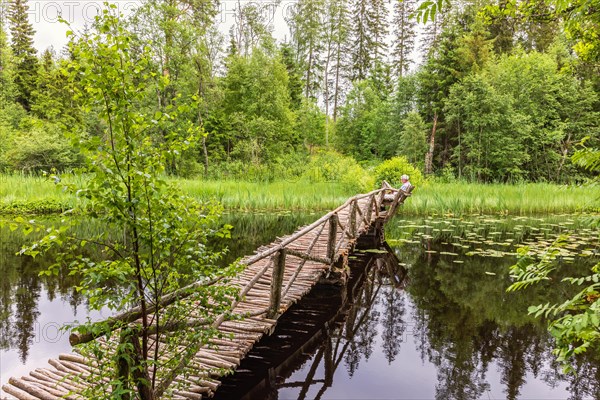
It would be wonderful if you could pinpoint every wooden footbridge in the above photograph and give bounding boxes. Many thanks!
[2,182,412,400]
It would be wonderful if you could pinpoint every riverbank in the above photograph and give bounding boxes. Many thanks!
[1,174,598,215]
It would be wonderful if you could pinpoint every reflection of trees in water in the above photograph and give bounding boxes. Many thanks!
[380,286,406,364]
[0,227,84,362]
[0,213,312,365]
[404,245,600,400]
[275,252,409,399]
[13,256,41,363]
[344,266,382,377]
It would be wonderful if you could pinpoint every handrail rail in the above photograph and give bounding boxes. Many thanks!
[243,186,393,266]
[69,184,400,345]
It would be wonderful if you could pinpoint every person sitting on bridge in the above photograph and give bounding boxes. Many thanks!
[400,174,412,192]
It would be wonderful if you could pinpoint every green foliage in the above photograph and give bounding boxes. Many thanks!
[3,118,79,173]
[414,0,450,24]
[295,99,326,151]
[507,144,600,373]
[18,9,240,397]
[0,18,15,103]
[399,111,428,168]
[373,156,424,188]
[8,0,38,111]
[301,150,374,192]
[445,50,599,182]
[222,49,296,164]
[508,237,600,373]
[336,80,388,160]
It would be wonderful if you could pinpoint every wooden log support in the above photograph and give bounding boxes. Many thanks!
[285,248,331,265]
[366,195,373,224]
[350,200,357,238]
[268,249,286,319]
[327,214,338,265]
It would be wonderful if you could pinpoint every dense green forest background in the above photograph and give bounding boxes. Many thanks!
[0,0,598,184]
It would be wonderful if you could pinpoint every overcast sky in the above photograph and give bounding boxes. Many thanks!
[1,0,423,70]
[1,0,296,53]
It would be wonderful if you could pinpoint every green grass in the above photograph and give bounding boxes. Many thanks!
[1,174,599,215]
[175,178,355,211]
[404,182,600,216]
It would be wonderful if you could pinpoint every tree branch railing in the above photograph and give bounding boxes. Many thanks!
[68,183,404,358]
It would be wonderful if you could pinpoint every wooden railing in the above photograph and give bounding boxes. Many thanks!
[69,182,407,344]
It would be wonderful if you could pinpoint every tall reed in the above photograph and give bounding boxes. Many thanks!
[2,174,598,215]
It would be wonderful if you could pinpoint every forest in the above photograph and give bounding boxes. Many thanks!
[0,0,598,185]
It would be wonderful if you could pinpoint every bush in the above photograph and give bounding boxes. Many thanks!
[301,150,374,192]
[373,156,424,189]
[4,118,80,173]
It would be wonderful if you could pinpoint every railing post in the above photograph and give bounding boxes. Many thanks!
[327,213,338,265]
[350,200,357,237]
[268,249,286,319]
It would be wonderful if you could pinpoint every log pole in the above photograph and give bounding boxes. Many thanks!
[268,249,286,319]
[327,214,338,265]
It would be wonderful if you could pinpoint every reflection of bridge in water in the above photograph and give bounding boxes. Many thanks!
[213,245,407,400]
[3,183,412,399]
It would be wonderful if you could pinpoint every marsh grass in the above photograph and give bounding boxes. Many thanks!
[1,174,599,215]
[404,182,600,216]
[0,174,355,214]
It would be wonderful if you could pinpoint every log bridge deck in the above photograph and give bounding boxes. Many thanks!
[2,182,412,400]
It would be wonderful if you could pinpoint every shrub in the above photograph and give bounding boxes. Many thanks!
[4,118,80,173]
[302,149,374,192]
[373,156,424,189]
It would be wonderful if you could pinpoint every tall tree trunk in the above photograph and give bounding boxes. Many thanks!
[202,135,209,176]
[425,112,437,175]
[305,42,314,99]
[333,41,342,121]
[556,132,572,183]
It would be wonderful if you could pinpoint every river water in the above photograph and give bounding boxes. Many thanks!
[1,213,599,399]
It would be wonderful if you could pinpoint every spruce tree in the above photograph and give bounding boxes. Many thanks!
[0,14,14,104]
[323,0,350,121]
[420,8,446,57]
[350,0,388,81]
[288,0,326,101]
[392,0,417,77]
[8,0,38,111]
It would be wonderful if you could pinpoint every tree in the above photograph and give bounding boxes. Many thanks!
[399,111,428,168]
[129,0,222,175]
[229,1,274,57]
[323,0,351,121]
[222,49,296,164]
[336,80,387,160]
[349,0,388,81]
[484,51,598,181]
[280,42,304,110]
[295,99,327,152]
[444,74,529,182]
[391,0,417,77]
[0,15,15,105]
[20,9,239,398]
[416,18,462,174]
[8,0,38,111]
[288,0,326,100]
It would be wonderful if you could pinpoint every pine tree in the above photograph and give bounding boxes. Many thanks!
[392,0,417,77]
[8,0,38,111]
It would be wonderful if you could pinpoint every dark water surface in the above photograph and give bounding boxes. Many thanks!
[1,213,599,399]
